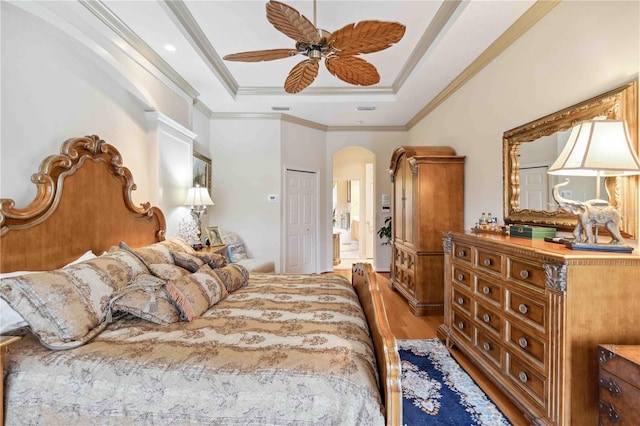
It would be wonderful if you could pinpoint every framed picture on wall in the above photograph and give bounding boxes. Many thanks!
[193,151,211,192]
[205,226,224,246]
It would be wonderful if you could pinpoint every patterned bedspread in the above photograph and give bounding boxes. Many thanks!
[3,273,384,425]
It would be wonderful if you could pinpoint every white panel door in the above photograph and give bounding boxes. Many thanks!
[285,169,316,273]
[519,166,548,210]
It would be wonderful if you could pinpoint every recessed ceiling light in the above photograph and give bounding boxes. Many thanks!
[356,106,376,111]
[271,106,290,111]
[164,44,177,52]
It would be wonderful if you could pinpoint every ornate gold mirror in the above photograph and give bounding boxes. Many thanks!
[503,81,638,238]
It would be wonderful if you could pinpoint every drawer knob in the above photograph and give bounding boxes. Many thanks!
[458,273,465,281]
[482,286,490,295]
[458,321,465,330]
[518,337,528,348]
[483,258,492,266]
[519,269,530,279]
[482,313,490,323]
[518,304,529,314]
[518,371,528,383]
[457,297,465,305]
[483,342,491,351]
[458,250,466,257]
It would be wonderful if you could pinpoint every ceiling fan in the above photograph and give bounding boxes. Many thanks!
[223,0,406,94]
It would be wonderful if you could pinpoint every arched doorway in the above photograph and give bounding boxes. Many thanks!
[332,147,375,270]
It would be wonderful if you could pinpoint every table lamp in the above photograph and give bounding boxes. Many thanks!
[183,185,215,241]
[548,119,640,250]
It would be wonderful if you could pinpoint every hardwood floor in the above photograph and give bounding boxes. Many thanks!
[334,269,529,426]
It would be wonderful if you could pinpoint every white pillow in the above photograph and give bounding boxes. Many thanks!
[0,250,96,334]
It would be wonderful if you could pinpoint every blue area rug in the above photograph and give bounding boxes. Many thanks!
[398,339,512,425]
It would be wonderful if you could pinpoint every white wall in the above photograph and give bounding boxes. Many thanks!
[408,0,640,231]
[1,2,195,240]
[209,117,282,270]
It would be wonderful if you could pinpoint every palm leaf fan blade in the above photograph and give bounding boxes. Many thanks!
[223,48,299,62]
[325,56,380,86]
[330,21,406,56]
[266,1,320,44]
[284,60,319,93]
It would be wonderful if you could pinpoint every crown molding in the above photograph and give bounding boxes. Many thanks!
[326,125,407,132]
[393,0,463,92]
[406,0,561,129]
[145,111,197,140]
[80,0,199,100]
[162,0,238,97]
[193,99,214,119]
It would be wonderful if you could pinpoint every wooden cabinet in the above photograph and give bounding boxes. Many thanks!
[389,146,464,315]
[439,232,640,425]
[598,345,640,425]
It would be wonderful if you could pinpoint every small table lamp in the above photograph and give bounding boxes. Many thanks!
[183,185,215,241]
[548,119,640,250]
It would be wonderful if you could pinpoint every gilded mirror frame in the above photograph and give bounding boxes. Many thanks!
[503,80,638,238]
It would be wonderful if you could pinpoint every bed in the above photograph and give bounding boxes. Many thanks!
[0,135,402,425]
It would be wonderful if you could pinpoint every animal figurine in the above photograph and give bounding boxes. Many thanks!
[552,179,625,245]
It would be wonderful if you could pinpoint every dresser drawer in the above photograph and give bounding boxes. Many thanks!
[599,372,640,425]
[508,257,546,290]
[452,285,472,316]
[476,249,503,276]
[395,267,415,292]
[506,289,546,333]
[476,328,503,369]
[453,242,472,263]
[475,301,502,337]
[452,309,473,342]
[452,265,472,289]
[394,246,416,270]
[475,276,502,307]
[507,353,546,406]
[506,321,546,370]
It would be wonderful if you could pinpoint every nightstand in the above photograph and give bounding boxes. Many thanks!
[202,244,228,262]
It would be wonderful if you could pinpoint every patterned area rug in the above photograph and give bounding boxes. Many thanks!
[398,339,512,426]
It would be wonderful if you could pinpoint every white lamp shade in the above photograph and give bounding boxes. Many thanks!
[548,120,640,176]
[183,186,215,206]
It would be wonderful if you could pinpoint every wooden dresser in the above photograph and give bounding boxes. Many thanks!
[389,146,464,316]
[598,345,640,424]
[438,232,640,425]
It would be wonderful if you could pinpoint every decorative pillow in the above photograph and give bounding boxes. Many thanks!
[149,263,190,281]
[0,248,147,350]
[133,243,174,266]
[195,251,227,269]
[212,263,250,293]
[227,242,249,263]
[160,237,197,255]
[111,274,179,325]
[0,250,98,335]
[171,251,205,273]
[165,269,228,321]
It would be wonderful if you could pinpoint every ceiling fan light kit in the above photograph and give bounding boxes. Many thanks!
[223,0,406,94]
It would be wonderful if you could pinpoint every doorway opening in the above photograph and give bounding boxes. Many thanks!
[332,147,375,270]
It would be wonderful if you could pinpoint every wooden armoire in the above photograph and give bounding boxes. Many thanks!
[389,146,465,315]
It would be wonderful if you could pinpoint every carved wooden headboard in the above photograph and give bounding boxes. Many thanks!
[0,135,166,273]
